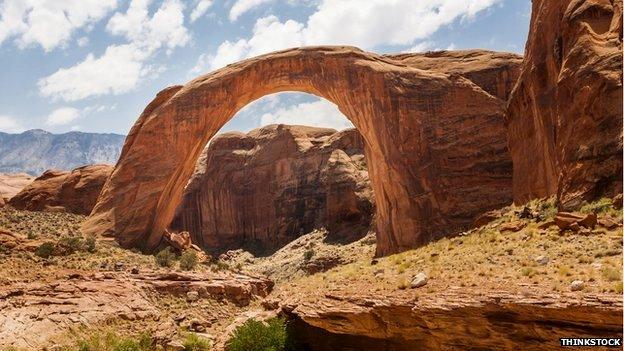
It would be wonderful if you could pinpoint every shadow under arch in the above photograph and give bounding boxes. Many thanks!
[83,46,510,256]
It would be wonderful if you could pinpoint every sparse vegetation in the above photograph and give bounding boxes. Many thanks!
[226,318,287,351]
[180,250,198,271]
[35,241,55,258]
[75,331,152,351]
[155,247,176,268]
[182,333,211,351]
[303,247,314,261]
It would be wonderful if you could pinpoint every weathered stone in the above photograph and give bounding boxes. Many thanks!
[410,272,428,288]
[0,173,34,201]
[473,209,503,227]
[507,0,623,209]
[163,230,191,251]
[82,47,516,256]
[9,165,112,215]
[570,280,585,292]
[535,255,549,266]
[186,290,199,302]
[499,221,526,232]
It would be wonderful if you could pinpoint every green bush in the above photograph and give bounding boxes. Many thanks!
[226,318,287,351]
[179,250,198,271]
[155,247,176,268]
[580,197,613,214]
[183,333,211,351]
[58,236,84,255]
[35,242,55,258]
[84,236,97,253]
[303,248,314,262]
[76,331,152,351]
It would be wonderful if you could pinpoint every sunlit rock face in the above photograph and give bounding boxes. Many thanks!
[169,125,373,254]
[83,46,516,256]
[507,0,623,209]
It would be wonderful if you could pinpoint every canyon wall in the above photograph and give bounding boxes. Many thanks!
[169,125,373,253]
[507,0,623,209]
[9,164,112,215]
[83,47,518,256]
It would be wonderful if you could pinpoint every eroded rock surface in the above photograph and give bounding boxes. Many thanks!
[0,270,272,349]
[170,125,373,253]
[84,46,516,256]
[0,173,34,202]
[507,0,623,209]
[285,291,622,351]
[9,164,112,215]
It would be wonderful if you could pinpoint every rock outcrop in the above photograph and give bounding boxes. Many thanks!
[507,0,623,209]
[84,46,518,256]
[9,164,112,215]
[284,291,622,351]
[169,125,373,253]
[0,173,34,202]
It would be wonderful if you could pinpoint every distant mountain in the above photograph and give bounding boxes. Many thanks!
[0,129,125,175]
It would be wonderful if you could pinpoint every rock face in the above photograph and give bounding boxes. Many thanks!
[9,164,112,215]
[169,125,373,253]
[285,291,622,351]
[507,0,623,209]
[0,173,34,202]
[0,129,124,175]
[84,46,517,256]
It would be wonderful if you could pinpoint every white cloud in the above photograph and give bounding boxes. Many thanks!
[201,0,498,71]
[190,0,213,22]
[229,0,273,21]
[45,107,80,126]
[0,115,24,133]
[38,44,151,101]
[77,36,89,47]
[0,0,118,52]
[260,99,352,130]
[39,0,190,102]
[406,41,435,53]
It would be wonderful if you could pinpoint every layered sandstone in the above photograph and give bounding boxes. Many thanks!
[84,46,516,256]
[169,125,373,253]
[507,0,623,209]
[0,173,34,202]
[9,164,112,215]
[285,291,622,351]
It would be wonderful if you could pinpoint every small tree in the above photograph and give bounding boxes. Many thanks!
[179,250,198,271]
[155,247,176,268]
[226,318,287,351]
[35,242,55,259]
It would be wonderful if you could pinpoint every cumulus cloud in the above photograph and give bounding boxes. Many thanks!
[199,0,498,71]
[38,0,190,102]
[0,115,24,133]
[45,107,81,126]
[190,0,213,22]
[260,99,352,130]
[229,0,273,21]
[0,0,118,52]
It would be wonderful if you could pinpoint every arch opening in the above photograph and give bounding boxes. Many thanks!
[83,46,513,256]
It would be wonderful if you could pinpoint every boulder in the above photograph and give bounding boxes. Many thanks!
[507,0,623,209]
[9,165,112,215]
[170,126,373,253]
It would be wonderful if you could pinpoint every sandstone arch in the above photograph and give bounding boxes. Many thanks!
[83,46,514,256]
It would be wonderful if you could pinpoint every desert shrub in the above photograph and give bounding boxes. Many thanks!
[179,250,198,271]
[601,267,621,282]
[26,231,38,240]
[155,247,176,267]
[35,242,55,258]
[84,236,97,253]
[57,236,84,255]
[537,197,558,220]
[76,331,152,351]
[580,197,613,214]
[303,248,314,262]
[183,333,211,351]
[226,318,287,351]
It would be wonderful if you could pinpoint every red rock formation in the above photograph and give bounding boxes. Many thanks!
[83,46,516,256]
[169,125,373,253]
[9,164,112,215]
[387,49,523,101]
[0,173,34,202]
[507,0,623,209]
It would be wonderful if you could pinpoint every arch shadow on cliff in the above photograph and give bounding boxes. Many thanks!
[82,46,519,256]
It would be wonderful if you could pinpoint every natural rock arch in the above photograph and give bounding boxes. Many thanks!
[83,46,513,256]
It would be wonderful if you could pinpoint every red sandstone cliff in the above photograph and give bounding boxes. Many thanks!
[169,125,373,253]
[507,0,623,209]
[9,164,112,215]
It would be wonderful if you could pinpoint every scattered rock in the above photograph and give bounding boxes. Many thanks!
[555,212,597,231]
[261,299,280,311]
[570,280,585,292]
[578,213,597,229]
[473,209,503,227]
[410,273,428,288]
[598,218,618,230]
[613,194,623,210]
[165,340,185,351]
[163,230,191,251]
[535,255,549,266]
[537,221,556,229]
[499,221,526,232]
[186,290,199,302]
[131,266,140,274]
[302,254,344,275]
[114,262,124,271]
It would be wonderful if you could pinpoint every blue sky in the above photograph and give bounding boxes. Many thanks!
[0,0,531,135]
